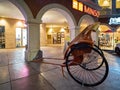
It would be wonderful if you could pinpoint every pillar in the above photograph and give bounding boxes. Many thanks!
[69,26,80,41]
[40,23,47,46]
[112,0,116,14]
[25,19,42,61]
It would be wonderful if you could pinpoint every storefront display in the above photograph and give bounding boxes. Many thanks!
[99,31,116,50]
[52,32,65,44]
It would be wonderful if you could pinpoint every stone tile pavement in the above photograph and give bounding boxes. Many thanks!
[0,46,120,90]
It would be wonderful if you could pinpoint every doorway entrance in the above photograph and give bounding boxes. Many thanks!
[16,28,27,47]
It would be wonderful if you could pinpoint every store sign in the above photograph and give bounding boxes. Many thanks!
[109,17,120,25]
[72,0,100,17]
[84,5,100,17]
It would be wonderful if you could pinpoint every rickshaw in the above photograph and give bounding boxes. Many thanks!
[33,22,109,87]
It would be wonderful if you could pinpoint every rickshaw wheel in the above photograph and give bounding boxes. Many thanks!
[65,44,109,87]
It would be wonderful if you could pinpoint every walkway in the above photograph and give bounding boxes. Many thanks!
[0,46,120,90]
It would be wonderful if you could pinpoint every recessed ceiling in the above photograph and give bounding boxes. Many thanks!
[0,0,24,20]
[0,0,67,26]
[42,9,67,24]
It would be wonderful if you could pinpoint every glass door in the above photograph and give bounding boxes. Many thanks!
[16,28,22,47]
[22,29,27,46]
[16,28,27,47]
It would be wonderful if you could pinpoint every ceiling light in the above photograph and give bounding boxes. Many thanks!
[17,21,23,27]
[103,0,110,7]
[0,19,6,25]
[60,28,65,32]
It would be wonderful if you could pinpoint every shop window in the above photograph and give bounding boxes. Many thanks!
[52,32,65,44]
[16,28,27,47]
[72,0,78,9]
[22,29,27,46]
[0,26,5,48]
[116,0,120,8]
[98,0,111,9]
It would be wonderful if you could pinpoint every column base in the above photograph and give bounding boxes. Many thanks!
[25,49,43,61]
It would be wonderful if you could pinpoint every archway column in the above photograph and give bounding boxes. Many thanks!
[25,19,42,61]
[69,26,80,41]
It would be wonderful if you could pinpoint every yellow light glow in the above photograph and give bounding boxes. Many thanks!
[78,2,83,12]
[98,0,111,9]
[0,19,6,25]
[17,21,23,27]
[103,0,110,6]
[48,28,53,35]
[60,28,65,32]
[72,0,99,17]
[116,0,120,8]
[72,0,78,9]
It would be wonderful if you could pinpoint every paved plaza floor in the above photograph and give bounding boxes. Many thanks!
[0,46,120,90]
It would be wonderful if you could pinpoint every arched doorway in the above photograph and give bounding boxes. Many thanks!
[0,0,32,49]
[36,4,77,47]
[78,15,95,32]
[0,0,39,61]
[35,3,77,59]
[40,9,70,46]
[78,15,99,44]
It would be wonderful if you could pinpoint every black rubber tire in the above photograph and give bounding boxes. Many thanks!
[65,44,109,87]
[115,47,120,55]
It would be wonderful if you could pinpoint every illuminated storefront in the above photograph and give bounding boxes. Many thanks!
[40,23,69,45]
[99,25,114,50]
[39,0,100,46]
[97,0,120,50]
[99,26,120,50]
[0,17,26,48]
[98,0,120,9]
[98,17,120,50]
[0,0,101,61]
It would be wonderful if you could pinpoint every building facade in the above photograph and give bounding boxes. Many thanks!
[0,0,101,61]
[92,0,120,50]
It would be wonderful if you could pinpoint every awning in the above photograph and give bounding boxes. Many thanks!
[103,30,113,33]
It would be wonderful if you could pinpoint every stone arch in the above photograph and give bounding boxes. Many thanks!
[7,0,40,61]
[78,15,95,25]
[9,0,34,21]
[78,15,95,31]
[36,3,77,28]
[78,15,95,34]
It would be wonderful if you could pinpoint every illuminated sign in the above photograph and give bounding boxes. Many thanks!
[73,0,78,10]
[72,0,100,17]
[84,5,100,17]
[109,17,120,25]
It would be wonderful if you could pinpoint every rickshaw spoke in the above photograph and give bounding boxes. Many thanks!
[65,44,109,87]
